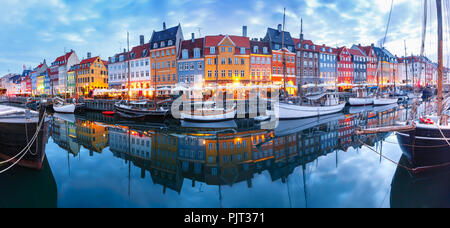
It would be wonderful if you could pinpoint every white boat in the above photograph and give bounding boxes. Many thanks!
[373,96,399,106]
[181,106,236,122]
[349,97,374,106]
[278,93,346,120]
[53,103,75,113]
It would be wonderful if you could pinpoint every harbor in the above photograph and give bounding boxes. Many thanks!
[1,0,450,211]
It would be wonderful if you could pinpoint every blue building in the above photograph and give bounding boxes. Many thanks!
[177,34,204,86]
[177,135,206,179]
[318,45,337,87]
[350,45,368,84]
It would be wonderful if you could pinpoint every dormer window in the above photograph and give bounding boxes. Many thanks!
[253,46,259,53]
[160,41,165,47]
[210,47,215,54]
[153,43,158,49]
[311,45,315,50]
[194,48,200,58]
[142,49,148,57]
[182,49,189,59]
[168,40,173,46]
[263,47,268,54]
[240,48,245,54]
[130,53,135,59]
[304,44,309,49]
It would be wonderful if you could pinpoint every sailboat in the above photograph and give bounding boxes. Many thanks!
[114,32,169,120]
[53,97,76,113]
[349,86,375,106]
[396,0,450,169]
[279,13,346,120]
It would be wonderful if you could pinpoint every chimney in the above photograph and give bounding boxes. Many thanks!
[243,26,247,37]
[140,35,145,45]
[371,43,374,47]
[124,48,126,53]
[277,24,282,33]
[163,22,166,30]
[87,52,91,58]
[191,33,195,42]
[358,44,361,47]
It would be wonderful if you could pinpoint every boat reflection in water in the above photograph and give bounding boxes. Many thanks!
[50,103,404,200]
[390,155,450,208]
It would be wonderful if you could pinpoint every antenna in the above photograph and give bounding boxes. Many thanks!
[197,27,202,37]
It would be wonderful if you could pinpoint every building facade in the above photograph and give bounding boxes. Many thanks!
[336,46,353,90]
[249,39,272,85]
[204,35,251,85]
[349,47,367,85]
[50,50,80,95]
[73,55,109,96]
[150,23,184,95]
[177,34,204,86]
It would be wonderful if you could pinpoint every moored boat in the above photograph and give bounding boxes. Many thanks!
[278,93,346,120]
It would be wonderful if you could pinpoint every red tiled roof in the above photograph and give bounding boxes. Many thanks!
[53,51,74,66]
[178,38,204,59]
[205,35,250,48]
[130,43,150,59]
[80,57,98,65]
[348,48,365,56]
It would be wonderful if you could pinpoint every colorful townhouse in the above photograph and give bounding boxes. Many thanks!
[354,45,378,85]
[264,24,296,95]
[73,54,109,97]
[373,46,398,87]
[128,36,151,97]
[150,23,184,96]
[249,39,272,85]
[50,50,80,95]
[348,47,367,85]
[108,49,129,90]
[204,35,251,85]
[336,46,353,90]
[177,33,205,86]
[293,38,320,94]
[30,60,48,95]
[318,45,338,88]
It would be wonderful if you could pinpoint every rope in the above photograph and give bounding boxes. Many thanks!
[0,112,46,173]
[358,138,450,174]
[437,124,450,146]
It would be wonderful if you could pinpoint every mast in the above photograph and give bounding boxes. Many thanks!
[282,7,287,101]
[127,32,131,104]
[298,19,304,104]
[404,40,409,89]
[436,0,444,121]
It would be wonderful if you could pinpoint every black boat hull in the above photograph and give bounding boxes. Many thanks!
[0,120,49,170]
[397,125,450,168]
[114,104,169,120]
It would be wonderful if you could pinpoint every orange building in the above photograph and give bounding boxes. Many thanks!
[149,23,183,96]
[272,48,296,95]
[204,35,251,85]
[73,55,108,96]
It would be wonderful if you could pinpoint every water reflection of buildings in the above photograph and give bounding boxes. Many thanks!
[50,105,404,195]
[52,116,109,156]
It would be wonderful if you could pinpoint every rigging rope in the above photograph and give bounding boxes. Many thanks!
[0,112,46,173]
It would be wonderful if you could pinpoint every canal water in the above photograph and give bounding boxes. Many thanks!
[1,102,447,208]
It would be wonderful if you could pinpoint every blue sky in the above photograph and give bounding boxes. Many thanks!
[0,0,443,76]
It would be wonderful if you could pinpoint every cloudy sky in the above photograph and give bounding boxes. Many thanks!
[0,0,446,76]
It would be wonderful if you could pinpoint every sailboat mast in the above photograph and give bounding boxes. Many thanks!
[282,7,287,101]
[127,32,131,104]
[404,40,409,88]
[299,19,304,105]
[436,0,444,119]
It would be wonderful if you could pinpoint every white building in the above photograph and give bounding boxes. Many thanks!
[50,50,80,95]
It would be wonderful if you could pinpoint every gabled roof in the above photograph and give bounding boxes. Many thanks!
[348,48,366,57]
[53,51,75,66]
[204,35,250,48]
[150,24,181,49]
[250,40,271,54]
[292,38,322,52]
[265,27,295,48]
[130,43,150,59]
[178,38,204,59]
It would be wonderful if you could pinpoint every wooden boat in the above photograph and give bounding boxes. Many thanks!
[278,93,346,120]
[53,97,75,113]
[0,105,49,170]
[114,100,169,119]
[349,87,374,106]
[180,105,237,122]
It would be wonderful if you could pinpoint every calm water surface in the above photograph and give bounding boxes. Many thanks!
[2,103,448,208]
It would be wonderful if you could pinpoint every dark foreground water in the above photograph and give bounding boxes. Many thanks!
[1,102,449,208]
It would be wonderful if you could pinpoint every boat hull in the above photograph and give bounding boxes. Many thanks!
[0,119,49,170]
[114,104,168,120]
[278,102,346,120]
[373,98,399,106]
[349,97,374,106]
[53,104,75,113]
[180,109,237,122]
[397,124,450,168]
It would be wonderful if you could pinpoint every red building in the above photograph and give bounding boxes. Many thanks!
[336,47,353,91]
[272,48,296,95]
[355,45,378,85]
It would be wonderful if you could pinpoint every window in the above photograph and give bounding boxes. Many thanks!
[210,47,215,54]
[197,62,202,70]
[240,48,245,54]
[235,58,239,65]
[221,58,226,65]
[235,70,239,77]
[182,49,188,59]
[241,70,245,77]
[194,48,200,58]
[168,40,173,46]
[251,57,255,64]
[207,58,212,65]
[208,70,212,78]
[221,70,225,77]
[263,47,268,54]
[253,46,259,53]
[241,59,245,65]
[229,47,233,52]
[228,70,232,77]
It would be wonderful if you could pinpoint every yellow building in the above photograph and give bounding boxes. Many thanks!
[204,35,251,85]
[76,120,109,153]
[74,56,108,96]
